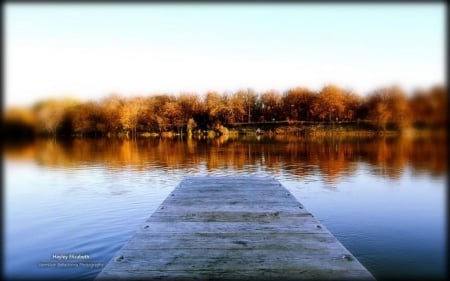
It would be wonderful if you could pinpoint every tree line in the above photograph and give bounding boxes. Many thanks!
[3,84,447,139]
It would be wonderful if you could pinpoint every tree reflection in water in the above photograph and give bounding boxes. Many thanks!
[4,135,447,183]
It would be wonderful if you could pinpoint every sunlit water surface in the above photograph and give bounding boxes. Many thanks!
[4,136,446,280]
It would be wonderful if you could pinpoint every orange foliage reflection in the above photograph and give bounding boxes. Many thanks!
[4,136,447,182]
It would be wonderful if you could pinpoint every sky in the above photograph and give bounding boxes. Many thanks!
[4,3,446,108]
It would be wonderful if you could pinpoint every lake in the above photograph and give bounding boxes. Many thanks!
[4,135,447,280]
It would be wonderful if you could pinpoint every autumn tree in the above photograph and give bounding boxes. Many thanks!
[366,86,409,131]
[137,97,158,133]
[186,117,197,135]
[70,104,89,136]
[282,87,315,121]
[162,101,183,134]
[205,91,229,125]
[71,101,106,137]
[430,85,447,127]
[33,98,80,136]
[366,91,391,131]
[311,85,345,122]
[33,100,62,136]
[237,88,258,123]
[386,87,410,130]
[120,97,145,138]
[100,94,124,135]
[260,90,282,122]
[342,90,362,121]
[218,93,237,124]
[4,106,37,139]
[410,85,447,128]
[228,91,248,123]
[148,94,174,133]
[410,89,432,128]
[177,93,205,130]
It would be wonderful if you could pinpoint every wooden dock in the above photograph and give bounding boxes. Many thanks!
[96,176,375,280]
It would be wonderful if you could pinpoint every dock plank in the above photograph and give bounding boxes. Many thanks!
[121,233,348,251]
[96,176,375,280]
[102,248,368,271]
[147,211,313,222]
[135,220,329,234]
[152,203,306,212]
[98,269,373,281]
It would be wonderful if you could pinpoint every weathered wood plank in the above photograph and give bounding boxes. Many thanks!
[120,233,348,251]
[180,176,279,184]
[178,181,280,188]
[153,200,306,212]
[174,182,283,189]
[96,176,375,280]
[167,189,292,198]
[98,268,374,281]
[162,197,299,205]
[136,220,329,234]
[101,248,368,271]
[148,211,313,222]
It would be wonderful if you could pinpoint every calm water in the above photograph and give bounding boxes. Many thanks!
[4,135,447,280]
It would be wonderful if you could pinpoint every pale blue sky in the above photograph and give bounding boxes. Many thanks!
[5,3,445,107]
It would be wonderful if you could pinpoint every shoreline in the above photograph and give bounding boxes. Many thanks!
[4,126,446,143]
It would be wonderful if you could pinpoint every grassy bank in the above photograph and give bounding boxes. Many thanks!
[225,121,394,137]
